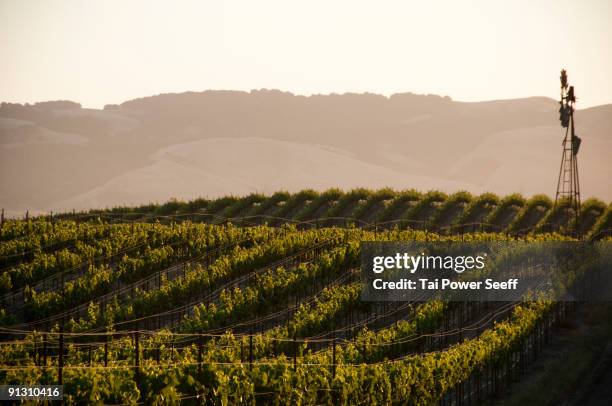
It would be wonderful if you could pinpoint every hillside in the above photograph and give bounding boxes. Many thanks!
[49,188,611,239]
[1,213,610,403]
[1,92,611,216]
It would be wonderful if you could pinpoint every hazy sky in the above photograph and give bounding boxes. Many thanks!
[1,0,610,108]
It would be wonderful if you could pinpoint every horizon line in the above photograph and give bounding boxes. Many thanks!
[2,89,611,111]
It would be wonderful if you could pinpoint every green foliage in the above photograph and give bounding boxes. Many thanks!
[220,192,268,219]
[0,189,609,404]
[273,189,319,221]
[507,194,553,233]
[244,190,292,219]
[321,188,372,222]
[375,189,422,223]
[453,192,500,226]
[294,188,344,222]
[403,190,448,224]
[429,190,473,228]
[588,203,612,239]
[484,192,526,229]
[351,187,397,221]
[17,223,274,322]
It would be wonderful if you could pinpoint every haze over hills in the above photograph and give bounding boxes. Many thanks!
[1,90,610,216]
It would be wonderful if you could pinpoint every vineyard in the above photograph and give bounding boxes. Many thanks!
[26,188,612,239]
[0,188,611,404]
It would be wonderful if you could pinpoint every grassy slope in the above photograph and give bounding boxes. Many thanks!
[495,303,612,406]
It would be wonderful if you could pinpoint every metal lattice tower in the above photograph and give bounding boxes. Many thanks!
[555,69,581,227]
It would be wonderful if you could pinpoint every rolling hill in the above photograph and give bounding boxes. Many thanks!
[1,91,610,216]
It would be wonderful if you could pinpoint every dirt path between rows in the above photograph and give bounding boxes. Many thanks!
[494,303,612,406]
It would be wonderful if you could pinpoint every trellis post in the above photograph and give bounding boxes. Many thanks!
[58,325,64,385]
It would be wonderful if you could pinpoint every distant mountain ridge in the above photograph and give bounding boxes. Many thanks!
[1,90,610,216]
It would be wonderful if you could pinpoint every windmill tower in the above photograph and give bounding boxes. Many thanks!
[555,69,581,228]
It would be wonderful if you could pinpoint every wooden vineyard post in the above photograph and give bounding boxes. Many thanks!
[249,332,254,371]
[272,337,278,358]
[455,381,462,406]
[43,334,47,367]
[104,332,108,367]
[362,339,367,363]
[58,325,64,385]
[293,336,297,372]
[507,353,512,388]
[134,331,140,394]
[459,301,464,343]
[240,338,244,363]
[532,326,537,361]
[476,368,481,402]
[495,362,501,398]
[198,333,203,377]
[332,338,337,380]
[34,336,38,366]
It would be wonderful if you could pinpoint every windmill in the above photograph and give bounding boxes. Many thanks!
[555,69,581,229]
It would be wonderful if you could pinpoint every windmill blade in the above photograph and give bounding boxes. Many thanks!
[572,135,581,155]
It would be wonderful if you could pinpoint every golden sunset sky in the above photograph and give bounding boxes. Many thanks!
[1,0,610,108]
